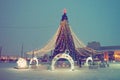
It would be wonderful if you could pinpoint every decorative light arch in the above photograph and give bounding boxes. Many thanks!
[29,57,39,67]
[51,53,74,71]
[85,57,93,66]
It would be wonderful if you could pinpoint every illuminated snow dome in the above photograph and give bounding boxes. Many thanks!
[15,58,28,69]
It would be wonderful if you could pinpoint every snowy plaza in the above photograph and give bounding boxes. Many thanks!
[0,1,120,80]
[0,9,120,80]
[0,62,120,80]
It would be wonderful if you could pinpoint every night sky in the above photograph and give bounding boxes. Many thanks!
[0,0,120,56]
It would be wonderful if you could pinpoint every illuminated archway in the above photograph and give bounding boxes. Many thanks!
[51,53,74,71]
[85,57,93,66]
[29,57,39,67]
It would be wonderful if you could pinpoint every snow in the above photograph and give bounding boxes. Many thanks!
[0,62,120,80]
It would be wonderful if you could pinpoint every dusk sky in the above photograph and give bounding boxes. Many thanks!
[0,0,120,56]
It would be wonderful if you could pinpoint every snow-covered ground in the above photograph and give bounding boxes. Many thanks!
[0,62,120,80]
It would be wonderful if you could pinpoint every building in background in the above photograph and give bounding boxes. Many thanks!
[87,41,120,61]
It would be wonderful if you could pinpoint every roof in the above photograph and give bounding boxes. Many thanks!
[98,46,120,51]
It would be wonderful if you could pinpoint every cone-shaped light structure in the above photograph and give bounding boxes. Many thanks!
[27,9,97,59]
